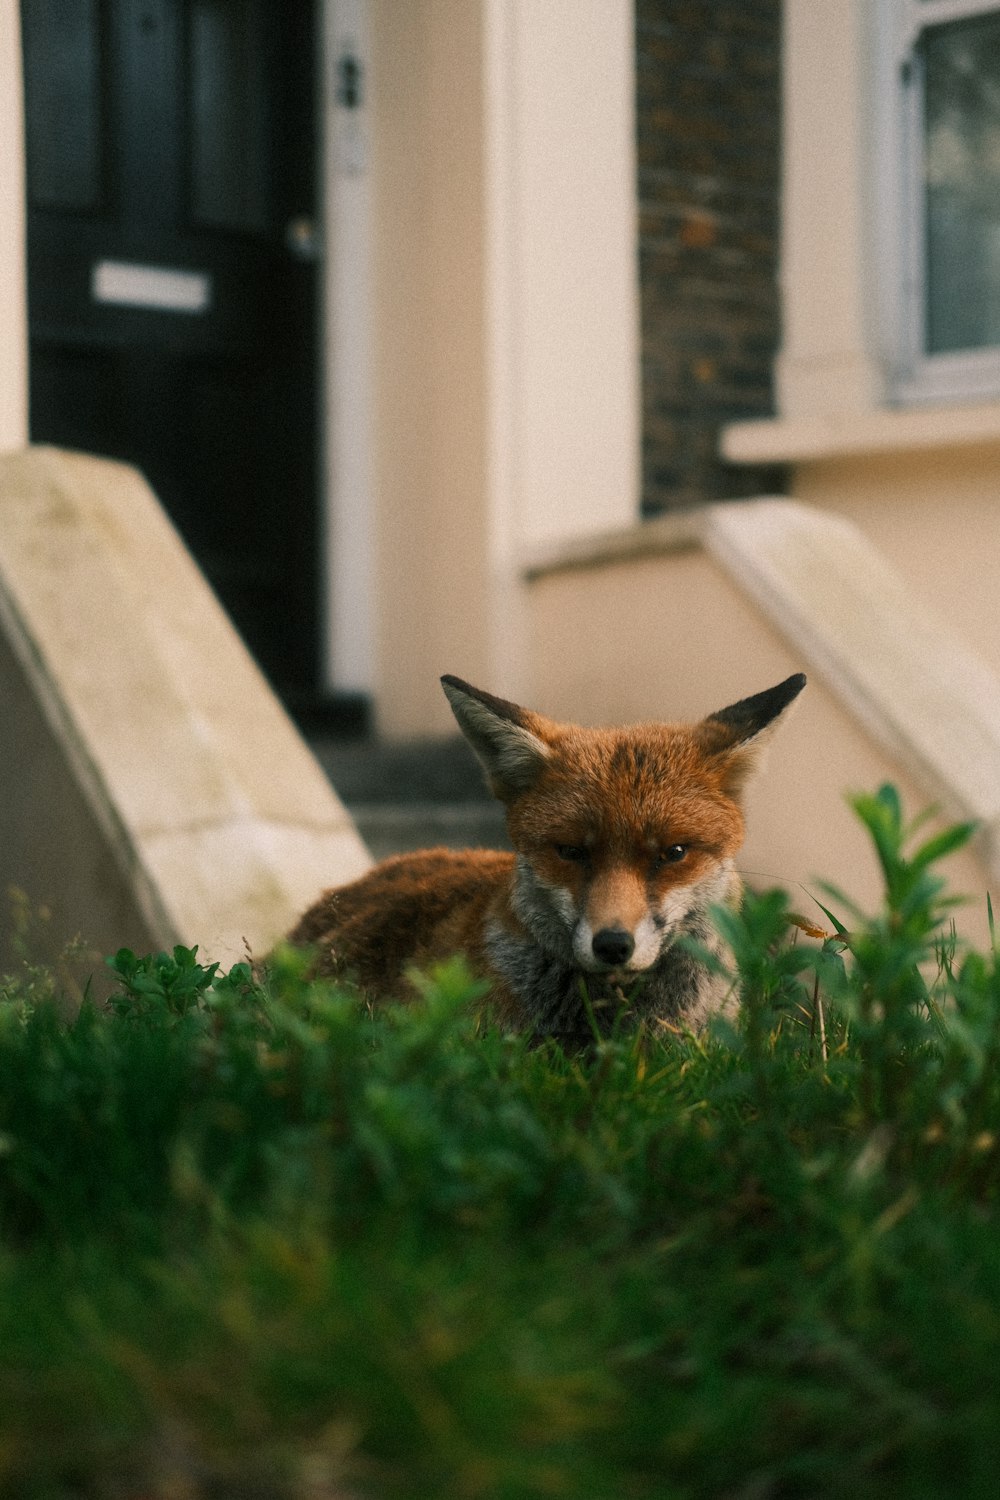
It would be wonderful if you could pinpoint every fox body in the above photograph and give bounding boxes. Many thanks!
[288,673,805,1044]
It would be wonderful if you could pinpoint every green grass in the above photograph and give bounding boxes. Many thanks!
[2,786,1000,1498]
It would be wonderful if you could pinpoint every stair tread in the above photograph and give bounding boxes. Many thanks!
[308,735,492,805]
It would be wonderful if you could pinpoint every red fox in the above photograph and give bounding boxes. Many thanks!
[287,673,806,1043]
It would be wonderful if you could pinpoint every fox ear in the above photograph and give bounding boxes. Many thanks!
[441,675,552,796]
[698,673,806,792]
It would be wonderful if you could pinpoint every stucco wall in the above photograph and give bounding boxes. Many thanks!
[794,445,1000,686]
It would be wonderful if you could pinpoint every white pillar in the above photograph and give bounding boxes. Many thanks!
[368,0,640,733]
[485,0,640,553]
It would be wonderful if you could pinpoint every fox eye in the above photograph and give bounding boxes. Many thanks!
[655,844,688,867]
[554,843,589,864]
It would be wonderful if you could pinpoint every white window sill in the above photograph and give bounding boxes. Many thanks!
[722,398,1000,466]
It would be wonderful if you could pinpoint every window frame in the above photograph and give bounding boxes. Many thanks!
[881,0,1000,405]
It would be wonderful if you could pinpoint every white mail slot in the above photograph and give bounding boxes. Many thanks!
[92,260,212,314]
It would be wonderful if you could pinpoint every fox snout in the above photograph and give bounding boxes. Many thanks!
[569,870,666,974]
[575,912,664,974]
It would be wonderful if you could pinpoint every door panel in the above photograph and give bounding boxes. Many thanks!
[188,0,269,232]
[21,0,319,695]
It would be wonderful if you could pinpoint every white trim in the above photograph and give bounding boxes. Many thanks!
[320,0,375,694]
[776,0,887,419]
[882,0,1000,404]
[722,394,1000,464]
[894,348,1000,405]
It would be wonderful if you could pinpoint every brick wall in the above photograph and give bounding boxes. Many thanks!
[636,0,785,514]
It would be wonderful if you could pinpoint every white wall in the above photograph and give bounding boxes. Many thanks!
[368,0,641,733]
[486,0,640,552]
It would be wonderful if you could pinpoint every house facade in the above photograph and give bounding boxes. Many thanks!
[4,1,1000,942]
[3,0,789,733]
[2,0,643,736]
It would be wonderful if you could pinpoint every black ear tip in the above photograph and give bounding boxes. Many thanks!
[754,672,807,713]
[708,672,807,738]
[758,672,815,717]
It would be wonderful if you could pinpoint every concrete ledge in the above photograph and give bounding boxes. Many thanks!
[721,399,1000,466]
[0,446,371,971]
[521,509,702,580]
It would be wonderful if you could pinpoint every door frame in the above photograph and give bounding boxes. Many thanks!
[321,0,375,699]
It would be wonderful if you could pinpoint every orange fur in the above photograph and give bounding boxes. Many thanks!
[286,674,806,1042]
[290,847,514,1000]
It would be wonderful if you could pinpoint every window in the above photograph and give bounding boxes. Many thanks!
[884,0,1000,403]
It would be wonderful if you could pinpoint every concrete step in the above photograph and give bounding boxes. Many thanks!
[307,734,510,861]
[347,801,509,861]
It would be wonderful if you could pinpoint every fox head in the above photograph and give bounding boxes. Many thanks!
[441,673,805,977]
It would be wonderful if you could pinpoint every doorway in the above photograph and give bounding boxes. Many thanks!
[21,0,321,698]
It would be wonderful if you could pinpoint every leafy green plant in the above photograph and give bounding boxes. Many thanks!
[106,943,222,1018]
[0,788,998,1497]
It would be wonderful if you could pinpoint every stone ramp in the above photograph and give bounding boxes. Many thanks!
[0,446,371,979]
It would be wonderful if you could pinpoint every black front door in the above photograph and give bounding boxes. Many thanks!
[21,0,320,697]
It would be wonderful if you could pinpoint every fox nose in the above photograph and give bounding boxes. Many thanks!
[592,927,635,968]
